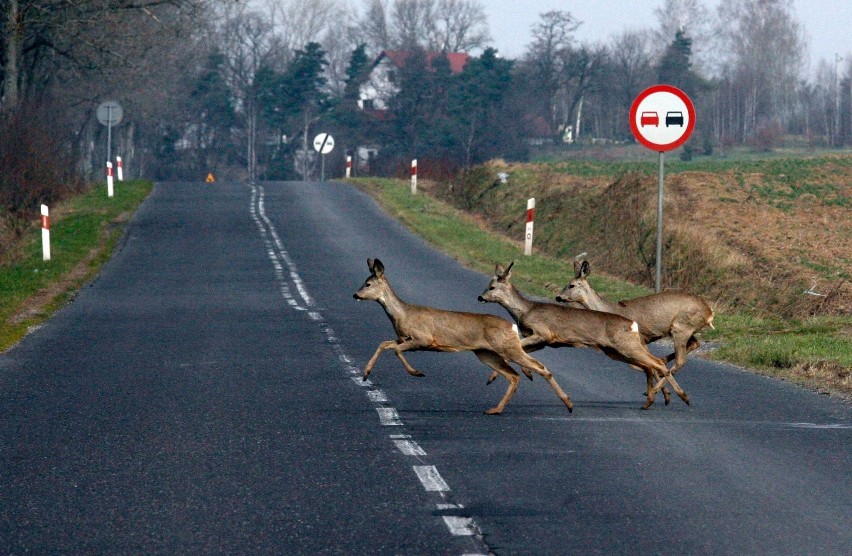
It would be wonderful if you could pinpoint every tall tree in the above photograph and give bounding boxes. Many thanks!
[715,0,806,138]
[657,29,704,97]
[451,47,513,165]
[521,10,580,144]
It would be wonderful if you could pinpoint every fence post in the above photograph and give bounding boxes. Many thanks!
[524,198,535,256]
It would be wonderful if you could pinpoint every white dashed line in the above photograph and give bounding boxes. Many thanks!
[376,407,403,426]
[413,465,450,492]
[437,504,476,536]
[250,185,487,552]
[393,439,427,456]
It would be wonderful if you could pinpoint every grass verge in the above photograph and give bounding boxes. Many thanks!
[353,177,851,398]
[0,179,153,351]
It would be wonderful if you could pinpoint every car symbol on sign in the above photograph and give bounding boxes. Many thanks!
[640,111,659,127]
[665,111,684,127]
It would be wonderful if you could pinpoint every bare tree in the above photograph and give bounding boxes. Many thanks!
[430,0,490,52]
[521,10,581,143]
[715,0,806,138]
[218,5,284,182]
[653,0,713,72]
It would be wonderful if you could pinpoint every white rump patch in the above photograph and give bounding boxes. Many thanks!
[512,323,520,337]
[630,321,639,333]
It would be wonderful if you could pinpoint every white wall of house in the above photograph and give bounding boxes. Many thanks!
[358,57,399,111]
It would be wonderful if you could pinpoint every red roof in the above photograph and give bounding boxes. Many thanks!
[378,50,470,74]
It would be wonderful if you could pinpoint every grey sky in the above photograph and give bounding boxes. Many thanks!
[482,0,851,73]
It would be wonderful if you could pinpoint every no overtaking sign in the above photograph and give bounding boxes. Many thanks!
[629,85,694,152]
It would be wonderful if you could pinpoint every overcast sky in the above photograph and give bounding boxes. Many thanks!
[482,0,851,73]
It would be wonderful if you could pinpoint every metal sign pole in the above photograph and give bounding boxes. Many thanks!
[107,105,113,163]
[321,153,326,182]
[655,151,664,293]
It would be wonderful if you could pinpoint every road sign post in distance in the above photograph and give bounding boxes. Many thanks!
[313,133,335,181]
[629,84,695,293]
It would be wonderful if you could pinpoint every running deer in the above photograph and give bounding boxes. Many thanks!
[353,258,574,415]
[478,262,690,410]
[555,260,714,377]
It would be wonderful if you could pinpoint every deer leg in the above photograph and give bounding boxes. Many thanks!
[670,334,701,375]
[490,337,540,384]
[363,340,399,380]
[393,339,427,377]
[474,350,521,415]
[508,348,573,413]
[650,362,690,406]
[364,339,426,380]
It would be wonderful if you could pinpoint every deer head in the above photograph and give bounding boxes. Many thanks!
[555,260,593,304]
[353,258,389,301]
[478,261,515,304]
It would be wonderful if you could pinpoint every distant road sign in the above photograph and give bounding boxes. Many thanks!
[96,101,123,127]
[629,85,694,151]
[313,133,335,154]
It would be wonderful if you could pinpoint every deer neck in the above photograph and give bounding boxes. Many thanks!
[499,284,536,322]
[583,289,619,313]
[376,284,410,324]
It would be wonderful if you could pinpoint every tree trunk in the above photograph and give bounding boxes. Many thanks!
[3,0,20,110]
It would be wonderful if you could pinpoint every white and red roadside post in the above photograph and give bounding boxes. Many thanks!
[106,161,114,197]
[346,155,352,178]
[116,156,124,181]
[41,204,51,261]
[411,159,418,194]
[524,198,535,256]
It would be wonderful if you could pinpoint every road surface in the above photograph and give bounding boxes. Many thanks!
[1,180,849,554]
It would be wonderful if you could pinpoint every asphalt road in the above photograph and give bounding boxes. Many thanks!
[1,180,849,554]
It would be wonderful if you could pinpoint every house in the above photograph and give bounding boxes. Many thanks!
[358,50,470,114]
[354,50,470,172]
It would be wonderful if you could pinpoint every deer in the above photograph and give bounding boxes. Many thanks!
[555,260,714,380]
[353,258,574,415]
[478,262,690,410]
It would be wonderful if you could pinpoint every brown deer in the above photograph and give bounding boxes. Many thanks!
[555,260,714,377]
[353,258,574,415]
[478,262,690,410]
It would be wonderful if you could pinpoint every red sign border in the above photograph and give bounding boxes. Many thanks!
[629,84,695,152]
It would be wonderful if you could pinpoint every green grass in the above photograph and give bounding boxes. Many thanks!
[354,177,852,396]
[0,179,152,350]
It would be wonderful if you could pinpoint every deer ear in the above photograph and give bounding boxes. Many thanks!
[580,260,590,278]
[573,260,582,278]
[505,261,514,278]
[368,258,375,271]
[372,258,385,277]
[495,263,505,277]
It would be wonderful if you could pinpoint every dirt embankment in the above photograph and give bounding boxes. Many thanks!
[431,157,851,318]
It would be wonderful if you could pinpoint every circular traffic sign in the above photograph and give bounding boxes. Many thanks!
[96,100,123,126]
[629,85,694,152]
[313,133,335,154]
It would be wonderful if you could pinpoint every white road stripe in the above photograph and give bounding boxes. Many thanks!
[437,504,475,536]
[368,390,389,403]
[413,465,450,492]
[393,439,427,456]
[376,407,403,426]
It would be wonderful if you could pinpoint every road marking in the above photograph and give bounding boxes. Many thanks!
[376,407,403,426]
[249,184,489,553]
[413,465,450,492]
[367,390,389,403]
[535,416,852,430]
[437,504,476,536]
[393,439,427,456]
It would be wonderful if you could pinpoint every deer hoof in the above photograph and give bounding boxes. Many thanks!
[484,407,503,415]
[486,372,497,385]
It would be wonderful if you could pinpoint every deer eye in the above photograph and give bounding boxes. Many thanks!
[489,286,495,290]
[568,284,575,289]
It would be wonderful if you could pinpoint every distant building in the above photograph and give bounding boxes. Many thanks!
[358,50,470,115]
[355,50,470,171]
